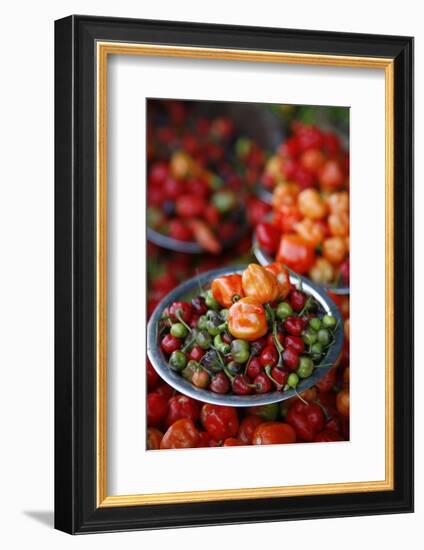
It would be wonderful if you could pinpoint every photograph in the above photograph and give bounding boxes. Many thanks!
[52,13,414,534]
[146,98,350,450]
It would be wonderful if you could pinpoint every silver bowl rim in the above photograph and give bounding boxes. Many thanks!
[147,265,344,406]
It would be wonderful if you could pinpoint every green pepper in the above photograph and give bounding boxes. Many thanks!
[309,317,322,331]
[322,314,337,329]
[297,356,314,378]
[169,350,187,372]
[231,339,250,364]
[235,137,252,158]
[196,330,212,350]
[204,290,220,310]
[220,308,229,321]
[182,360,198,381]
[211,190,236,214]
[213,333,230,354]
[317,328,331,346]
[302,329,317,346]
[276,302,293,320]
[310,341,324,361]
[170,322,188,338]
[287,372,299,388]
[197,315,208,330]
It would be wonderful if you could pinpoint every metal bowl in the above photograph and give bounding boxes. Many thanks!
[147,102,282,254]
[253,232,350,296]
[147,266,344,406]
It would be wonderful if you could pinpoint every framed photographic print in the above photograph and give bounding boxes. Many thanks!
[54,15,414,534]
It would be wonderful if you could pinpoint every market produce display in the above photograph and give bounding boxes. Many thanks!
[147,100,269,254]
[146,99,350,450]
[255,123,349,288]
[154,263,340,397]
[146,314,350,449]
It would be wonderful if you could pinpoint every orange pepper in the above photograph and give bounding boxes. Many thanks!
[264,263,291,299]
[272,181,300,209]
[294,218,325,247]
[322,236,347,264]
[227,297,268,341]
[298,188,327,220]
[211,274,244,308]
[242,264,280,304]
[328,211,349,237]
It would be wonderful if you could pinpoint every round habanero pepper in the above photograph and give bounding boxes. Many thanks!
[264,263,291,299]
[211,273,245,308]
[242,264,280,304]
[160,418,200,449]
[227,297,267,341]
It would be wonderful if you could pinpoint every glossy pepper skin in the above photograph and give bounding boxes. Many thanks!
[211,273,244,308]
[146,427,163,450]
[287,401,325,442]
[264,263,291,300]
[276,234,315,274]
[227,297,268,341]
[242,264,280,304]
[164,395,200,429]
[252,422,296,445]
[160,418,200,449]
[147,392,168,427]
[237,415,263,445]
[200,404,239,442]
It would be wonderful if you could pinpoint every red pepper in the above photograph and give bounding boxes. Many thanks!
[147,392,168,428]
[200,404,239,442]
[147,359,160,391]
[223,438,243,446]
[165,395,200,429]
[314,429,343,442]
[315,367,337,393]
[154,383,174,400]
[287,401,325,442]
[160,419,200,449]
[237,415,263,445]
[146,427,163,450]
[256,223,281,254]
[259,345,278,368]
[276,234,315,274]
[169,301,193,323]
[252,422,296,445]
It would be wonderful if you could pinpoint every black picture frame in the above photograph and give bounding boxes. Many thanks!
[55,15,414,534]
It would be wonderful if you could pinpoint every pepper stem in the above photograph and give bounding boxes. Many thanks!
[264,364,283,390]
[176,311,192,333]
[294,388,308,405]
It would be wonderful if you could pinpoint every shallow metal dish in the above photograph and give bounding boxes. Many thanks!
[147,266,344,406]
[147,208,248,254]
[253,232,350,296]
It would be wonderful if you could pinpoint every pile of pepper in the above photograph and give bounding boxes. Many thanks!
[146,102,350,450]
[147,318,350,449]
[256,122,349,287]
[157,263,339,396]
[147,99,270,254]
